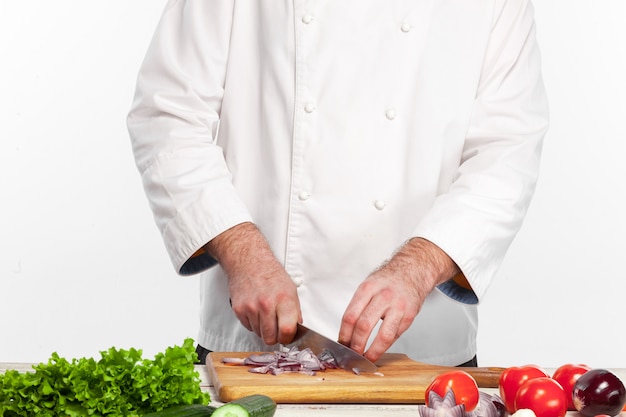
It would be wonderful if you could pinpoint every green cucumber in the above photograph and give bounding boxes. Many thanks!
[142,403,218,417]
[211,394,277,417]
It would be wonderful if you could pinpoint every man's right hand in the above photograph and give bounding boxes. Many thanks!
[204,222,302,346]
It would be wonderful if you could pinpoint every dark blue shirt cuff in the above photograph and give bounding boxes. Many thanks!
[437,279,478,304]
[179,252,218,276]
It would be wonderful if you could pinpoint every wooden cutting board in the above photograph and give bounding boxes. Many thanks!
[207,351,504,404]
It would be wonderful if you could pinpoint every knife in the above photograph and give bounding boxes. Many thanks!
[287,323,378,372]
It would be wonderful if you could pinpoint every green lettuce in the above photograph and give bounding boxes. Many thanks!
[0,338,211,416]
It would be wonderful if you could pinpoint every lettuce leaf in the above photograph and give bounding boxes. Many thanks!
[0,338,210,416]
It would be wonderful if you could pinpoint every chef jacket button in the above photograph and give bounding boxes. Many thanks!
[302,14,314,24]
[385,108,397,120]
[374,200,386,210]
[298,191,311,201]
[400,22,412,33]
[293,276,304,287]
[304,102,316,113]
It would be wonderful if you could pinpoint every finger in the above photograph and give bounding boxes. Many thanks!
[230,297,255,333]
[244,311,261,337]
[338,283,377,347]
[257,301,279,345]
[363,311,404,362]
[241,320,253,332]
[350,282,401,352]
[276,298,301,345]
[348,317,377,355]
[260,322,278,346]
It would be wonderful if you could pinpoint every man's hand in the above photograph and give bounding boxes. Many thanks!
[204,222,302,345]
[338,238,460,363]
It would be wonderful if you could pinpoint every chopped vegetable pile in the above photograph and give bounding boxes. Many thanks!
[221,347,338,376]
[0,338,210,416]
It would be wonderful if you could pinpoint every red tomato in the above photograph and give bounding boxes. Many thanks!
[499,365,550,413]
[426,370,480,411]
[552,363,591,410]
[515,377,568,417]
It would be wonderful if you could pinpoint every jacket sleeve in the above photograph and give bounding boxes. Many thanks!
[127,0,252,275]
[414,0,549,302]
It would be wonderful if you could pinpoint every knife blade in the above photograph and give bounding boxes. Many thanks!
[287,323,378,372]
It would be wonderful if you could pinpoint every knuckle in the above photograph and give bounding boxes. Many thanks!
[377,330,396,345]
[230,302,246,317]
[341,311,360,326]
[354,318,373,334]
[400,315,415,329]
[359,279,378,292]
[257,297,274,313]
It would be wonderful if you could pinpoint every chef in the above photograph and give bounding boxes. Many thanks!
[127,0,548,367]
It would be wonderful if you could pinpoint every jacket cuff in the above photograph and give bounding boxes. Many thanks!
[436,280,479,304]
[180,251,218,275]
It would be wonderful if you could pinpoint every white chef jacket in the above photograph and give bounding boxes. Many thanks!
[128,0,548,365]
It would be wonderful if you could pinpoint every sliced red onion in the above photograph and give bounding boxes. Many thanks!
[221,347,340,376]
[245,353,276,365]
[419,390,467,417]
[419,390,508,417]
[221,357,246,365]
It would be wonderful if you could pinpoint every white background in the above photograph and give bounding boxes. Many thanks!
[1,1,624,368]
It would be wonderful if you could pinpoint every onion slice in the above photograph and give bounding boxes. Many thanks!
[221,346,339,376]
[419,390,508,417]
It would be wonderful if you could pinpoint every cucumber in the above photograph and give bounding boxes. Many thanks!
[211,394,277,417]
[142,403,218,417]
